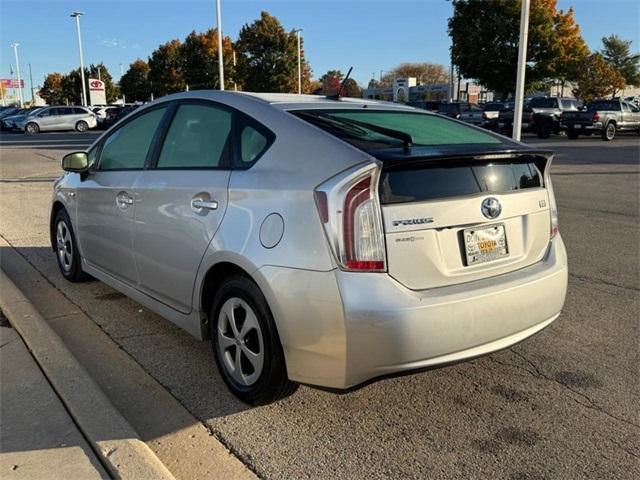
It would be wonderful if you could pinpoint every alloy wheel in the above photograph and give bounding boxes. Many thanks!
[217,297,265,386]
[56,220,73,272]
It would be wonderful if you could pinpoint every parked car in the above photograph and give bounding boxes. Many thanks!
[51,91,567,405]
[18,106,97,134]
[0,106,20,118]
[102,104,140,129]
[562,99,640,140]
[1,107,44,131]
[93,106,120,129]
[407,100,442,113]
[0,108,28,130]
[475,102,513,130]
[498,97,581,138]
[438,102,481,119]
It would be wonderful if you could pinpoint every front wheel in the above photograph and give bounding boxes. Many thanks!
[25,122,39,135]
[53,209,90,282]
[211,275,297,405]
[602,123,616,141]
[75,120,89,132]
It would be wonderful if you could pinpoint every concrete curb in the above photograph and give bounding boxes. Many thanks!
[0,271,176,480]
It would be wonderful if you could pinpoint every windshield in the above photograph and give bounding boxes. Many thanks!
[26,108,43,117]
[293,110,504,151]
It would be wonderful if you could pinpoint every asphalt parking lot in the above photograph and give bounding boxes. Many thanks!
[1,131,638,479]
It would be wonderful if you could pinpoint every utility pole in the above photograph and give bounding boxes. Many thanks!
[28,63,35,103]
[232,50,237,91]
[293,29,303,94]
[10,44,24,107]
[215,0,225,90]
[512,0,530,141]
[70,12,87,106]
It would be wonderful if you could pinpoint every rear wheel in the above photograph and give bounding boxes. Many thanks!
[567,129,579,140]
[602,123,616,141]
[25,122,39,135]
[75,120,89,132]
[210,275,297,405]
[53,209,90,282]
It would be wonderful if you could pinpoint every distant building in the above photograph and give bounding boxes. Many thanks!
[362,77,493,104]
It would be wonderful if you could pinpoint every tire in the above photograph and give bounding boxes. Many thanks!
[25,122,39,135]
[75,120,89,133]
[537,121,551,139]
[567,129,579,140]
[53,209,90,282]
[602,123,616,141]
[210,275,297,405]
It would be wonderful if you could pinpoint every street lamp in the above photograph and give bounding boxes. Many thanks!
[10,43,23,107]
[293,29,303,94]
[512,0,530,141]
[215,0,224,90]
[70,12,87,106]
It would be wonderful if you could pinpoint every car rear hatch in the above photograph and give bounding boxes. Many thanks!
[378,151,553,290]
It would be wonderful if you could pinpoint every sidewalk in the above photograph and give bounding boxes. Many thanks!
[0,318,108,479]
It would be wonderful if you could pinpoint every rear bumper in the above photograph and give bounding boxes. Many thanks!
[258,235,568,390]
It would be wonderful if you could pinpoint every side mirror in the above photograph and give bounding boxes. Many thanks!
[62,151,89,173]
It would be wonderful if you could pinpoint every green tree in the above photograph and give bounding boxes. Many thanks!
[448,0,584,97]
[379,62,450,86]
[182,29,235,90]
[572,53,625,102]
[235,11,311,92]
[88,63,118,103]
[40,73,66,105]
[148,39,186,97]
[601,35,640,87]
[120,59,151,102]
[60,68,86,105]
[551,7,590,91]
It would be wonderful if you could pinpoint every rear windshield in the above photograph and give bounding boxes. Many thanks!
[293,110,503,152]
[587,101,620,111]
[380,159,543,204]
[530,98,558,108]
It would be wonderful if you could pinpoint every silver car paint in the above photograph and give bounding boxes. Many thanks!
[52,91,568,389]
[22,106,97,132]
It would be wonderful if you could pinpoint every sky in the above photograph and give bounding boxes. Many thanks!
[1,0,639,92]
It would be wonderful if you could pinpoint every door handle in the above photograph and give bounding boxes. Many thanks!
[191,198,218,211]
[116,192,134,209]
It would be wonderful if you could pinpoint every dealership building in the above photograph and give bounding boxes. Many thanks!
[362,77,493,104]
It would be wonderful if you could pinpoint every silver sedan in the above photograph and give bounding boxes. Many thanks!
[50,91,568,404]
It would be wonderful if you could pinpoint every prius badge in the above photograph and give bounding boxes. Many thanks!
[392,217,434,227]
[481,197,502,219]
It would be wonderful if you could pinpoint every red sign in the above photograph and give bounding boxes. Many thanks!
[1,79,24,88]
[90,79,104,90]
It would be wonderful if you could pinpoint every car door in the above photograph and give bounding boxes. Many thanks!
[131,100,238,313]
[75,104,169,285]
[630,103,640,128]
[37,107,59,131]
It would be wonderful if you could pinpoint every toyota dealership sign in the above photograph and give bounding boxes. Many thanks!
[88,78,106,105]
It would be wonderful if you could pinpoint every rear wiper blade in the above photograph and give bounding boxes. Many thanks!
[309,113,413,153]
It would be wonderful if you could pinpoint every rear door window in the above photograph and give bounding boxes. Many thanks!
[156,103,232,169]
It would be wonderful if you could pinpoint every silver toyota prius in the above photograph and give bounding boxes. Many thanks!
[50,91,568,405]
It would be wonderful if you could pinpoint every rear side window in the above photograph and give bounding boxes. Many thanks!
[239,124,268,165]
[73,107,87,114]
[157,103,232,168]
[99,107,166,170]
[530,98,558,108]
[380,160,543,204]
[587,101,620,111]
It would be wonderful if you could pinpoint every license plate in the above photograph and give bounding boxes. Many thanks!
[463,224,509,266]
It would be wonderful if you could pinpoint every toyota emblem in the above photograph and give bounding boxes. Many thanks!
[481,197,502,219]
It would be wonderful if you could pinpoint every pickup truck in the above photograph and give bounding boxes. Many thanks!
[498,97,582,138]
[460,101,512,130]
[562,99,640,141]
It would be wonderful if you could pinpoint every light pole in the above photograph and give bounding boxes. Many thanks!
[10,43,23,107]
[512,0,530,141]
[215,0,224,90]
[293,29,303,94]
[70,12,87,106]
[28,63,35,104]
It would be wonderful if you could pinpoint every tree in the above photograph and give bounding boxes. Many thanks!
[120,59,151,102]
[319,70,362,97]
[60,68,86,105]
[572,53,625,102]
[448,0,586,97]
[235,11,311,92]
[182,29,235,90]
[148,39,186,97]
[379,62,450,86]
[40,73,66,105]
[551,7,590,91]
[601,35,640,87]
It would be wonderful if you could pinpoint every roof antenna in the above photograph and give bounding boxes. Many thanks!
[330,67,353,100]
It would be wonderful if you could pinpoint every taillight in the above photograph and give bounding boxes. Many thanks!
[544,157,559,239]
[314,164,387,272]
[529,112,535,122]
[592,112,600,122]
